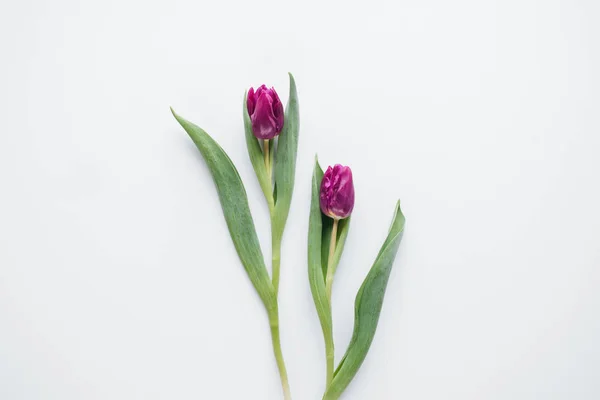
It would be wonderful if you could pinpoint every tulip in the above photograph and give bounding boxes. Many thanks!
[320,164,355,338]
[320,164,355,220]
[247,85,284,140]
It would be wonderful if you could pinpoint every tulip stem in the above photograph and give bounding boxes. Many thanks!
[324,218,339,388]
[264,139,271,176]
[325,327,335,388]
[264,139,289,398]
[326,218,339,302]
[262,139,289,398]
[269,308,292,400]
[272,233,281,295]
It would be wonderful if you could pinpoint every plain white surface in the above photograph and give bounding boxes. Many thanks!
[1,0,599,399]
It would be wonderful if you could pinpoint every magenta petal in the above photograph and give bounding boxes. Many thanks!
[251,92,278,139]
[247,84,285,140]
[255,84,268,98]
[247,87,256,115]
[320,164,355,219]
[271,88,284,133]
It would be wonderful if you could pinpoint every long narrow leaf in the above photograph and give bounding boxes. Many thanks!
[323,201,406,400]
[171,108,275,311]
[308,158,333,367]
[272,73,299,239]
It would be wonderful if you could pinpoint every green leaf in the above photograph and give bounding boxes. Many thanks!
[272,73,299,239]
[320,215,351,283]
[243,92,274,208]
[323,201,406,400]
[307,158,333,368]
[171,108,276,312]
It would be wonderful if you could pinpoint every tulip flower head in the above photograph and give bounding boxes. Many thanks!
[320,164,355,220]
[247,85,284,140]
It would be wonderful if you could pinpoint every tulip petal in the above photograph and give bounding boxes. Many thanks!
[247,86,256,115]
[271,86,285,132]
[251,91,279,139]
[320,164,355,219]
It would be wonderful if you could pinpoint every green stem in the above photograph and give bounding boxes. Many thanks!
[270,309,291,400]
[324,218,339,387]
[264,139,270,173]
[325,327,335,387]
[263,138,288,397]
[272,232,281,295]
[263,139,275,213]
[265,138,279,291]
[325,219,339,301]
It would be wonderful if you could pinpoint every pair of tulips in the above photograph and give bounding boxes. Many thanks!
[247,84,355,220]
[172,74,405,400]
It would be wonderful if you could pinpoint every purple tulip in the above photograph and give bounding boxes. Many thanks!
[247,85,284,140]
[320,164,355,219]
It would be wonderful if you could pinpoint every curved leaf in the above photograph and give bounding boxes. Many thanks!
[272,73,299,239]
[308,159,333,347]
[323,201,406,400]
[171,108,275,311]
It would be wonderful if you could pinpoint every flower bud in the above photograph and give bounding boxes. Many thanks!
[247,85,284,140]
[320,164,355,219]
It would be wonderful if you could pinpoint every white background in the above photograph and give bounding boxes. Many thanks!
[1,0,599,399]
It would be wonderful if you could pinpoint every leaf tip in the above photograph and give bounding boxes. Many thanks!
[394,199,406,225]
[287,72,297,91]
[313,154,322,171]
